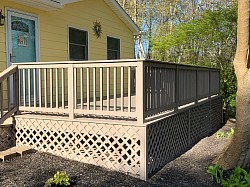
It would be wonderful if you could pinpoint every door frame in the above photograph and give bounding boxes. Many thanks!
[6,8,40,67]
[5,8,40,105]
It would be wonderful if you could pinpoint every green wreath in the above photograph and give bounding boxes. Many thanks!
[93,20,102,39]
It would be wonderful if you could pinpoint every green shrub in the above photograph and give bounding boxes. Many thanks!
[207,164,250,187]
[44,171,71,187]
[207,163,224,183]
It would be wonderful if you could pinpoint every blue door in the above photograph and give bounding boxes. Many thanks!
[7,10,39,105]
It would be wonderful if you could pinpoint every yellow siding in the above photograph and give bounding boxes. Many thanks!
[0,0,135,109]
[0,3,6,74]
[0,0,135,64]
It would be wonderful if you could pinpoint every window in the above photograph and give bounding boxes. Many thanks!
[107,36,120,60]
[69,27,88,60]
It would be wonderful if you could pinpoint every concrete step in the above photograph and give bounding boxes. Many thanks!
[0,146,36,162]
[15,146,36,156]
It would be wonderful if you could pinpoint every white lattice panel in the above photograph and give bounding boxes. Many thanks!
[15,116,145,178]
[0,124,15,151]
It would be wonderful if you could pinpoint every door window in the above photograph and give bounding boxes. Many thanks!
[10,15,36,63]
[7,10,39,105]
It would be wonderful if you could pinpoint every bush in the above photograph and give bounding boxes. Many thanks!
[207,164,250,187]
[44,171,74,187]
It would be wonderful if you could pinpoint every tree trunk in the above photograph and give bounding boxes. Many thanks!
[215,81,250,169]
[214,0,250,169]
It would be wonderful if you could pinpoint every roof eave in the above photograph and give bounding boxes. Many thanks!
[104,0,140,35]
[9,0,63,11]
[60,0,82,5]
[8,0,140,35]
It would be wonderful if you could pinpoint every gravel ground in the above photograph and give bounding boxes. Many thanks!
[0,120,235,187]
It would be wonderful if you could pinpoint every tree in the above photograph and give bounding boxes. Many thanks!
[117,0,236,59]
[214,0,250,169]
[152,6,237,118]
[152,6,237,64]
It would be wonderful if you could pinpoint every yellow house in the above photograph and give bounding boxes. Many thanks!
[0,0,140,108]
[0,0,140,73]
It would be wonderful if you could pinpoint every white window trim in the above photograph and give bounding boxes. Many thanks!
[67,25,89,61]
[106,35,121,60]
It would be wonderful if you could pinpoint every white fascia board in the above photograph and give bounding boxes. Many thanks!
[9,0,63,11]
[60,0,82,5]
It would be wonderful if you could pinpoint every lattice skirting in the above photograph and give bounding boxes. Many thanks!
[0,124,15,151]
[14,97,222,180]
[15,116,146,178]
[211,97,223,132]
[146,97,223,178]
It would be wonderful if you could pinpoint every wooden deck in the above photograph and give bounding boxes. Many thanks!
[0,59,222,180]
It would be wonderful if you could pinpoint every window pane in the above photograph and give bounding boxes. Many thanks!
[69,28,87,45]
[107,37,120,50]
[69,44,86,60]
[108,50,119,60]
[107,37,120,60]
[69,27,88,60]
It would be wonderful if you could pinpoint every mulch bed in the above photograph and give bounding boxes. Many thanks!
[0,120,235,187]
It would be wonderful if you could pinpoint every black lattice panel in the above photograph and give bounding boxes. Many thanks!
[15,117,144,178]
[146,99,221,178]
[0,124,15,151]
[189,102,210,145]
[147,111,189,176]
[211,97,223,132]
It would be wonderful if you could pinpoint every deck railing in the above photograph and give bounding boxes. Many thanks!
[0,59,220,124]
[0,65,19,124]
[17,61,138,120]
[144,61,220,121]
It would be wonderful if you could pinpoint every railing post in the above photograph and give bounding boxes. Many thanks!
[209,99,212,133]
[208,70,212,132]
[195,68,198,101]
[68,64,74,119]
[209,70,211,99]
[175,65,179,111]
[188,109,191,145]
[15,68,20,115]
[139,126,148,180]
[218,70,221,96]
[136,61,145,124]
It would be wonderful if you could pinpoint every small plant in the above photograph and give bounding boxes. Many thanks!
[207,163,224,183]
[216,128,234,139]
[44,171,71,187]
[227,128,234,138]
[216,131,225,138]
[207,164,250,187]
